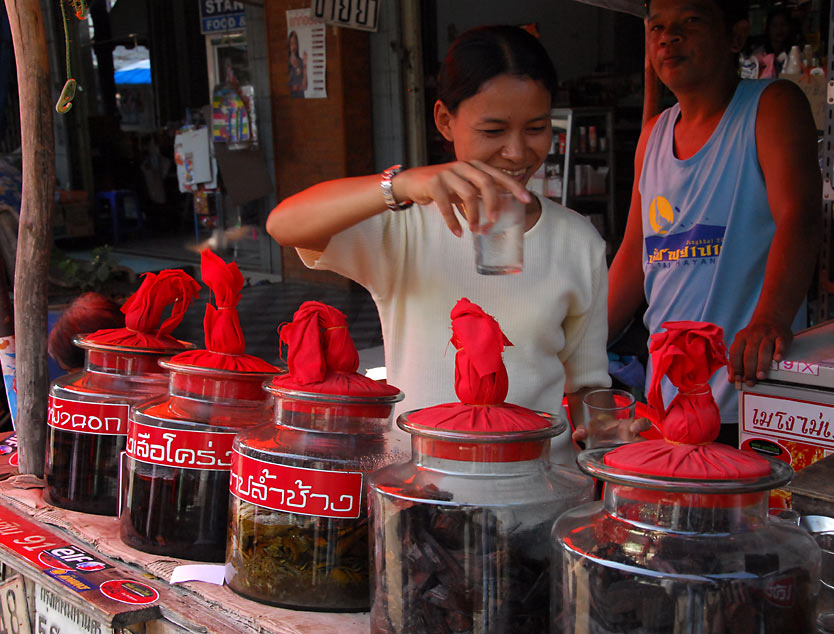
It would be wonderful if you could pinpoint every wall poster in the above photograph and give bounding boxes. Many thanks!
[286,9,327,99]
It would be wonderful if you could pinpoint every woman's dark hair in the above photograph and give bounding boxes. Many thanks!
[48,292,124,371]
[436,25,558,114]
[288,30,299,58]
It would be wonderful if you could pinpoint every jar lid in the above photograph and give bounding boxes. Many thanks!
[399,409,565,462]
[75,335,195,374]
[161,357,279,402]
[579,447,792,494]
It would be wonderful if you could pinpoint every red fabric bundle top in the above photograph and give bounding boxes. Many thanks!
[168,250,278,373]
[271,300,399,398]
[408,298,549,433]
[605,321,770,479]
[84,269,201,350]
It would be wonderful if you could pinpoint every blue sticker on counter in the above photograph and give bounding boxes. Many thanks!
[45,568,96,592]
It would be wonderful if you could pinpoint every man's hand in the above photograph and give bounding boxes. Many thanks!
[728,319,793,388]
[571,417,652,447]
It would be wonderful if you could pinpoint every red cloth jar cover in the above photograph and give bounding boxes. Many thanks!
[268,301,401,419]
[167,250,278,375]
[604,320,770,479]
[271,300,400,397]
[408,297,550,432]
[403,298,557,463]
[82,269,200,351]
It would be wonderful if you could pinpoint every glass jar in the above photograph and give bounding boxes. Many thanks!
[44,337,187,515]
[553,448,821,633]
[369,413,593,633]
[225,383,404,611]
[120,359,276,561]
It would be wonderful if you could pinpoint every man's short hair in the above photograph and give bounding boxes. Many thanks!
[644,0,750,28]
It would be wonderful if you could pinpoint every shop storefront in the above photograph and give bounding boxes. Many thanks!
[2,0,834,632]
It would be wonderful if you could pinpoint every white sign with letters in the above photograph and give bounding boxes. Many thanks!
[313,0,379,32]
[35,585,112,634]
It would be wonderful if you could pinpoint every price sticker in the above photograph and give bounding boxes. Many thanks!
[0,575,31,634]
[35,585,112,634]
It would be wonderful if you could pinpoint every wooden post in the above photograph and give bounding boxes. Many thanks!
[5,0,55,476]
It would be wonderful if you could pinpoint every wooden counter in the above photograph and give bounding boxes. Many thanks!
[0,470,369,633]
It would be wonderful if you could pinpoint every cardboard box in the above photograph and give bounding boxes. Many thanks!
[739,320,834,506]
[53,198,93,239]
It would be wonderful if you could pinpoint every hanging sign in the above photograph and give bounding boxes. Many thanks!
[313,0,379,32]
[199,0,246,34]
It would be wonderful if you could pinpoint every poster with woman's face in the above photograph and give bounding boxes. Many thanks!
[286,9,327,99]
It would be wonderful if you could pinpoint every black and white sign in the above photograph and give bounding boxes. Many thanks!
[313,0,379,32]
[0,576,31,634]
[35,585,112,634]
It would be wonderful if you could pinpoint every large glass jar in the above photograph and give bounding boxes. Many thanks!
[225,384,404,611]
[370,413,593,633]
[553,448,820,633]
[44,337,188,515]
[120,360,276,561]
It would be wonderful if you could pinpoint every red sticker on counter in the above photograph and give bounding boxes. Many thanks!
[230,450,363,519]
[126,420,235,470]
[48,395,129,435]
[99,579,159,605]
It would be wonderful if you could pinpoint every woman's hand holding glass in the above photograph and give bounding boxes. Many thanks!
[393,160,531,237]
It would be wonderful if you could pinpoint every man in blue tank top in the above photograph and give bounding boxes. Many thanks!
[608,0,822,444]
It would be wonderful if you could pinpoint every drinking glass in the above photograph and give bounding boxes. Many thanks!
[581,388,636,449]
[473,192,525,275]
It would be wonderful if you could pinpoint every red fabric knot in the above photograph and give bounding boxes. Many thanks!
[408,298,552,435]
[271,300,400,400]
[605,321,770,479]
[168,251,278,373]
[84,268,201,350]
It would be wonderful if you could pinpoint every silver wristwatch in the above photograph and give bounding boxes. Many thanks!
[380,164,413,211]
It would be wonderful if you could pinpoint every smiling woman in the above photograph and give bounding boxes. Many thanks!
[266,25,613,465]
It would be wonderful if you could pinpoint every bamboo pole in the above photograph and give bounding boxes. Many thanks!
[5,0,54,476]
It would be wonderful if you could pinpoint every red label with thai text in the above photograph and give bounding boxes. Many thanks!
[230,450,363,519]
[765,575,796,607]
[48,395,129,435]
[126,420,235,470]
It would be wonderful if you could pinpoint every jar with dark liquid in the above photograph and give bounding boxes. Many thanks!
[552,448,821,633]
[225,383,404,611]
[44,337,189,515]
[120,360,276,561]
[369,413,593,633]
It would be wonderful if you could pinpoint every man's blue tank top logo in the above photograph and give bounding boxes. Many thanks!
[645,224,725,265]
[649,196,675,234]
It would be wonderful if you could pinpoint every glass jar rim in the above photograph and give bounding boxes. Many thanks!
[577,447,792,493]
[160,358,278,380]
[74,334,195,356]
[265,383,404,405]
[397,409,566,443]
